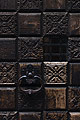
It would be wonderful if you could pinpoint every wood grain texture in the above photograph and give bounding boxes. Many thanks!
[69,13,80,35]
[69,63,80,85]
[18,13,41,35]
[19,112,41,120]
[0,0,16,10]
[69,112,80,120]
[0,87,16,110]
[45,87,66,110]
[43,0,65,10]
[0,38,16,60]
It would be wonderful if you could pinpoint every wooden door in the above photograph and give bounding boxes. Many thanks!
[0,0,80,120]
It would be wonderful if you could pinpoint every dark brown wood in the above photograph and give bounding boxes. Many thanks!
[20,0,42,10]
[0,12,17,35]
[18,37,43,60]
[0,0,80,119]
[0,0,16,10]
[68,87,80,110]
[19,112,41,120]
[0,87,16,110]
[43,12,68,35]
[66,0,80,10]
[43,111,67,120]
[0,63,17,85]
[0,38,16,60]
[68,37,80,61]
[44,62,67,84]
[18,86,44,110]
[43,0,65,10]
[69,13,80,35]
[69,63,80,85]
[0,112,17,120]
[43,36,67,61]
[18,63,44,110]
[19,63,42,81]
[18,13,41,35]
[45,87,66,110]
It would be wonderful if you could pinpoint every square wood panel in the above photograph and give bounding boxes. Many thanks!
[69,13,80,35]
[0,87,16,110]
[43,0,65,10]
[0,0,16,10]
[45,87,66,110]
[19,112,41,120]
[69,63,80,85]
[0,38,16,60]
[18,13,41,35]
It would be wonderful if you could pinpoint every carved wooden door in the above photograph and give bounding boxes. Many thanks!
[0,0,80,120]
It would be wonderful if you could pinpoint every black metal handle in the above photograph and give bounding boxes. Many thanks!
[3,116,7,120]
[20,85,43,95]
[19,75,42,85]
[19,75,43,95]
[19,64,43,95]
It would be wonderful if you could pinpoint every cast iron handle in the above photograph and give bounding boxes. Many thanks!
[3,116,7,120]
[19,75,42,85]
[20,85,43,95]
[19,75,43,95]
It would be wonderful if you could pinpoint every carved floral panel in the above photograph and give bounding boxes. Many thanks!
[0,12,17,35]
[43,111,67,120]
[43,12,68,35]
[68,37,80,61]
[0,63,17,85]
[68,87,80,110]
[18,37,43,60]
[67,0,80,10]
[0,112,17,120]
[20,0,42,10]
[44,62,67,84]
